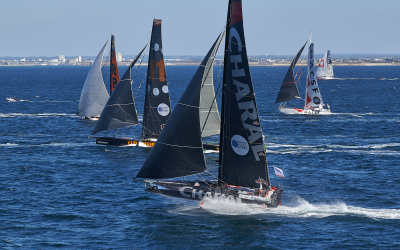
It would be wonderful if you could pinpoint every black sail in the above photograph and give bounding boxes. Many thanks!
[92,45,147,135]
[219,0,269,188]
[142,19,171,139]
[136,36,222,179]
[275,41,307,104]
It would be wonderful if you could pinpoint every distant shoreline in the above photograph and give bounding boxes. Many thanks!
[2,62,400,67]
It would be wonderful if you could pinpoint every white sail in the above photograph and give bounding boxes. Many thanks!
[77,41,110,118]
[315,50,334,79]
[304,42,324,109]
[199,33,224,137]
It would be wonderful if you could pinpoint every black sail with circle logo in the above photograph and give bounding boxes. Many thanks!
[219,0,270,188]
[142,19,171,139]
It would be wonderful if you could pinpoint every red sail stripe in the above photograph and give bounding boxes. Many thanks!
[230,1,243,26]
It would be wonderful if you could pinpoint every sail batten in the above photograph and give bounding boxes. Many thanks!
[77,41,110,118]
[91,45,147,135]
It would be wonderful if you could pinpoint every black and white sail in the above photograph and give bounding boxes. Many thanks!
[136,35,224,179]
[142,19,171,139]
[77,41,109,118]
[91,45,147,135]
[219,0,270,189]
[275,41,307,104]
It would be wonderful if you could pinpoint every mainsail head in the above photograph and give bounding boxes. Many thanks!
[142,19,171,139]
[110,35,120,94]
[77,41,110,118]
[305,42,324,108]
[136,35,223,179]
[275,40,307,104]
[91,45,147,135]
[219,0,270,189]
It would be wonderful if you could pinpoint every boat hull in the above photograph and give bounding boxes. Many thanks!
[95,137,139,146]
[202,143,219,153]
[143,180,283,208]
[279,107,331,115]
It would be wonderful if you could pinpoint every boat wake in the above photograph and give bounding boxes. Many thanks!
[183,196,400,220]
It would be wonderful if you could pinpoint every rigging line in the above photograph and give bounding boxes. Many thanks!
[200,34,224,134]
[132,52,147,98]
[295,51,308,80]
[156,140,203,149]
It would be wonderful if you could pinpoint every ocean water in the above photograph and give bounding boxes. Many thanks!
[1,65,400,249]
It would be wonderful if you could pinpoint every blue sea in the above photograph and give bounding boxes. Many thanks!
[1,65,400,249]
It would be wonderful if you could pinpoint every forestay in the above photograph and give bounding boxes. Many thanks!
[275,41,307,104]
[136,35,223,179]
[91,45,147,135]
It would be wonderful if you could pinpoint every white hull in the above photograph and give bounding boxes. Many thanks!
[279,107,331,115]
[81,116,99,121]
[6,97,18,102]
[317,76,334,80]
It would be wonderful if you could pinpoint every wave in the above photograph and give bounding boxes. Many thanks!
[186,195,400,220]
[265,143,400,155]
[0,113,76,118]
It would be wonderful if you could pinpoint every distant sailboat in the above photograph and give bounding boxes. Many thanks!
[93,19,172,147]
[316,50,334,79]
[277,35,331,115]
[136,0,283,207]
[77,35,120,120]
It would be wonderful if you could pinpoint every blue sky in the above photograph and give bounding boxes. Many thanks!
[2,0,399,57]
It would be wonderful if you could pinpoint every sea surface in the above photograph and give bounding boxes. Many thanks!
[1,65,400,249]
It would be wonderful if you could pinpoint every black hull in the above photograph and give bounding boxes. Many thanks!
[202,143,219,152]
[143,180,283,208]
[95,137,140,146]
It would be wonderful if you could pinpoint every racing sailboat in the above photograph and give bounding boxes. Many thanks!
[93,19,172,147]
[77,35,120,120]
[136,0,283,207]
[315,50,334,79]
[277,36,331,115]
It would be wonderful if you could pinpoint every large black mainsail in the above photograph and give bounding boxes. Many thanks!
[136,35,223,179]
[142,19,171,139]
[91,45,147,135]
[275,41,307,104]
[219,0,269,189]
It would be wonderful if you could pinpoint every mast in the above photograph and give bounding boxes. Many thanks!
[142,19,171,139]
[110,34,120,94]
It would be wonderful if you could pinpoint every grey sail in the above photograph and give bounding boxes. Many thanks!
[91,45,147,135]
[275,40,307,104]
[77,41,110,118]
[199,33,224,138]
[136,35,223,179]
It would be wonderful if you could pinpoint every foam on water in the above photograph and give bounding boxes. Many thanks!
[193,196,400,220]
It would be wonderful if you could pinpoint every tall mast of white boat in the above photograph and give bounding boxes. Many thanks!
[304,32,312,108]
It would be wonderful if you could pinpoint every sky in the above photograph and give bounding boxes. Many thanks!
[2,0,400,57]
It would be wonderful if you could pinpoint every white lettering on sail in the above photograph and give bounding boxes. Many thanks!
[229,26,263,161]
[230,55,245,77]
[238,101,257,122]
[232,79,250,101]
